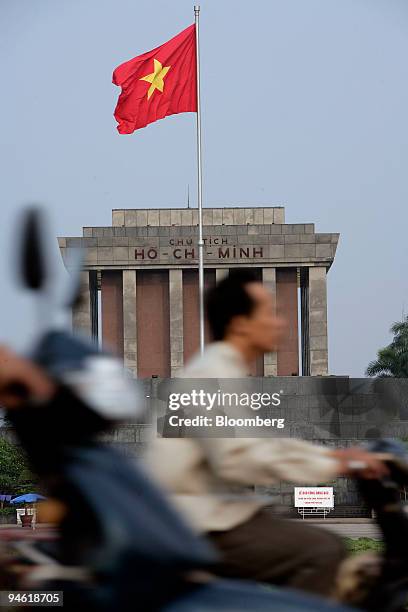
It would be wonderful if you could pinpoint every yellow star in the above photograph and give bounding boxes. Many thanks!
[140,58,171,100]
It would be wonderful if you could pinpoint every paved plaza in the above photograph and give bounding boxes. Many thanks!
[296,519,381,539]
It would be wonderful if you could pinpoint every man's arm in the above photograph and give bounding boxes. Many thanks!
[201,437,387,486]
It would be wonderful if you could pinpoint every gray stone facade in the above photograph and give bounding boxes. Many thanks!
[59,206,339,377]
[60,207,337,273]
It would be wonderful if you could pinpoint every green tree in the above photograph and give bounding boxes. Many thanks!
[0,437,38,501]
[366,317,408,378]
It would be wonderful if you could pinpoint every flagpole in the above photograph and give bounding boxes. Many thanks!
[194,5,205,355]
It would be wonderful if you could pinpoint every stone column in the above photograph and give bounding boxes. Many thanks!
[123,270,137,377]
[308,266,329,376]
[72,271,92,337]
[89,271,99,342]
[215,268,229,283]
[262,267,277,376]
[169,269,184,377]
[300,268,310,376]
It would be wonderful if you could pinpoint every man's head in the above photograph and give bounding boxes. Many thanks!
[205,270,284,355]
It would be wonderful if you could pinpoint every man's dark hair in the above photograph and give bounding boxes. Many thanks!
[205,269,260,341]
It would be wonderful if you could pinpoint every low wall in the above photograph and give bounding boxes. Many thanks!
[1,376,407,517]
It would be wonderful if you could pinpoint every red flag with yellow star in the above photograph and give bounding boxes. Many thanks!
[113,24,197,134]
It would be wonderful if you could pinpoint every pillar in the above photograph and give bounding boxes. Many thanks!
[72,271,92,337]
[300,268,310,376]
[308,266,329,375]
[123,270,137,377]
[215,268,229,283]
[89,271,99,342]
[244,268,263,376]
[169,269,184,377]
[262,267,277,376]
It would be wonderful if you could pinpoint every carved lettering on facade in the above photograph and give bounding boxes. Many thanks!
[134,245,264,261]
[169,237,228,246]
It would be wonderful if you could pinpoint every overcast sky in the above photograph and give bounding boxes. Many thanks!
[1,0,407,376]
